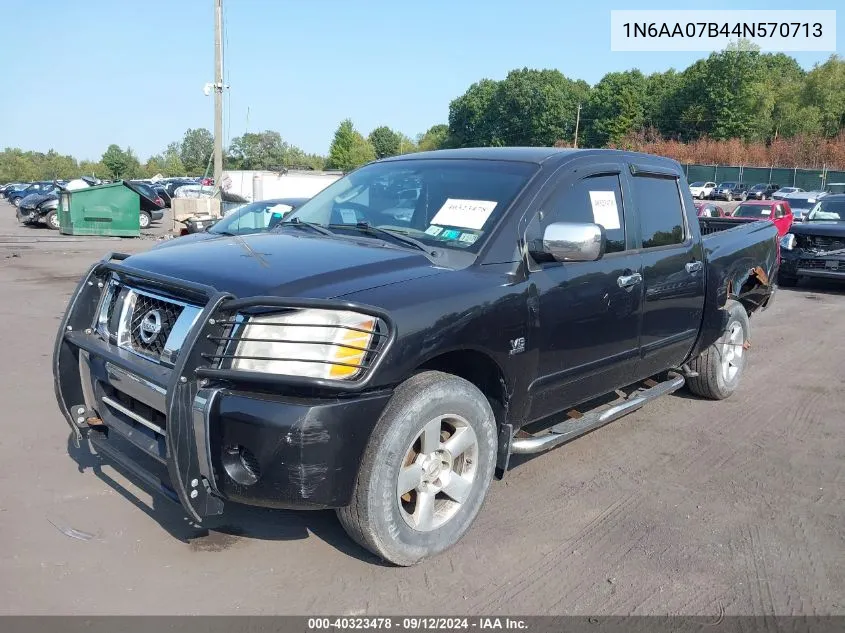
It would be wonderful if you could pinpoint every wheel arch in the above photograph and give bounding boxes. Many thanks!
[414,348,511,427]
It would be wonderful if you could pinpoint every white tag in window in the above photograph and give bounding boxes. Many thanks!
[589,191,621,230]
[339,208,357,224]
[431,199,497,230]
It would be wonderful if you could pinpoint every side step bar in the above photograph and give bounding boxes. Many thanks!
[511,374,685,455]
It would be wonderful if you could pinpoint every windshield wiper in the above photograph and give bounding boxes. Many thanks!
[328,222,431,253]
[278,218,334,236]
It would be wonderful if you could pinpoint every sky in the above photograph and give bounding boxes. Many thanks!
[1,0,841,161]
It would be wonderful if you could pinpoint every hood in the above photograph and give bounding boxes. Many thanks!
[123,232,449,300]
[789,221,845,238]
[20,192,55,208]
[150,232,220,250]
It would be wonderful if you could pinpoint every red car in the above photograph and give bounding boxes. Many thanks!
[694,201,728,217]
[730,199,794,236]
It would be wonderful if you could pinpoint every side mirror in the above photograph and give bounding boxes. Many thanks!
[537,222,606,262]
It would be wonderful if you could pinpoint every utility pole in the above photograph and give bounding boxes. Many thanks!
[573,103,582,148]
[213,0,224,192]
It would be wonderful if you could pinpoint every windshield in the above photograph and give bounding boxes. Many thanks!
[807,198,845,221]
[749,184,767,191]
[717,182,735,188]
[284,159,537,253]
[733,203,772,218]
[210,199,297,235]
[689,181,705,187]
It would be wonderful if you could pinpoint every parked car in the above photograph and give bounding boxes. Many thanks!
[7,181,55,207]
[783,191,827,222]
[153,197,310,249]
[824,182,845,195]
[711,182,748,201]
[0,183,26,199]
[746,183,780,200]
[772,186,804,200]
[53,148,778,565]
[694,201,728,217]
[127,181,166,228]
[728,200,793,236]
[16,185,61,228]
[689,181,716,199]
[779,194,845,286]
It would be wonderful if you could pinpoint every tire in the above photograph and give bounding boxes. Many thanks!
[726,193,732,202]
[697,191,704,199]
[686,300,750,401]
[139,211,151,229]
[778,273,798,287]
[45,210,60,230]
[337,370,497,566]
[12,197,21,207]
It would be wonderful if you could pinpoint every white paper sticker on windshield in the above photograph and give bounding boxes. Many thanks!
[339,208,357,224]
[431,199,497,230]
[588,191,621,230]
[761,208,770,215]
[425,225,444,236]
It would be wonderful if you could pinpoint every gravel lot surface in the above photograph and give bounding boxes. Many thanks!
[0,200,842,615]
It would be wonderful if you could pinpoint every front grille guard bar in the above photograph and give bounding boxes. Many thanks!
[53,252,397,522]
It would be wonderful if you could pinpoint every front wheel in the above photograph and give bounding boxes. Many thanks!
[45,210,60,230]
[139,211,151,229]
[726,193,733,202]
[337,371,497,566]
[12,197,21,207]
[697,191,705,199]
[686,300,750,400]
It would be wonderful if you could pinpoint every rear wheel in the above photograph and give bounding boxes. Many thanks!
[687,300,750,400]
[45,210,60,230]
[139,211,151,229]
[337,371,497,566]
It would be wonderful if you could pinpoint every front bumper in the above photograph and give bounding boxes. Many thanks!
[54,254,394,521]
[780,250,845,281]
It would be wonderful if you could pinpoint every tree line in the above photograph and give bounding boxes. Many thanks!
[3,48,844,183]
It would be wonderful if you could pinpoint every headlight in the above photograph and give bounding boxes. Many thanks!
[780,233,796,250]
[231,309,378,380]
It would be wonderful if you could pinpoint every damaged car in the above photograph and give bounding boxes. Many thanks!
[53,148,778,565]
[778,194,845,287]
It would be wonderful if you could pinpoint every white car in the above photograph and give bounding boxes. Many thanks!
[689,181,716,199]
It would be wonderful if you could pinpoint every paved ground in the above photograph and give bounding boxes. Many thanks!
[0,200,843,615]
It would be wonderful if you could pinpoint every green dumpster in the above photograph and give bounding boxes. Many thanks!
[59,181,140,237]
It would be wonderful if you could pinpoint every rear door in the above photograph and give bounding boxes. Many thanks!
[625,164,706,377]
[523,159,644,420]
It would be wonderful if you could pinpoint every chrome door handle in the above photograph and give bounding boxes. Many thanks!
[617,273,642,289]
[685,261,703,273]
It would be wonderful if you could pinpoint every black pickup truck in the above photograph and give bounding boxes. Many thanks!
[54,148,778,565]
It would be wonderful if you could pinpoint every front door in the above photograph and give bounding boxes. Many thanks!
[525,162,644,422]
[626,167,706,377]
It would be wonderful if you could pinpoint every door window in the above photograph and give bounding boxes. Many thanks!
[632,176,686,248]
[535,173,627,254]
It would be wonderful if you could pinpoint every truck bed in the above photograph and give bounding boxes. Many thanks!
[691,217,779,360]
